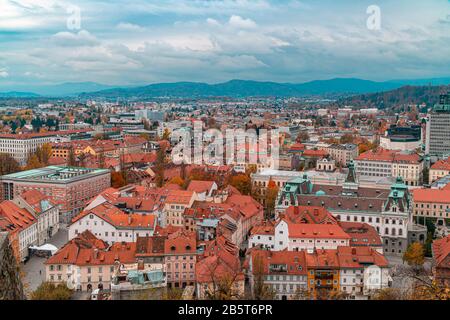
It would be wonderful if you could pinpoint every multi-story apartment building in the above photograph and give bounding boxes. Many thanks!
[249,219,350,252]
[412,188,450,220]
[0,132,57,166]
[248,250,308,300]
[45,231,136,291]
[0,201,37,262]
[325,144,359,166]
[68,202,157,243]
[13,190,59,246]
[163,190,197,227]
[0,130,94,166]
[164,232,197,288]
[1,166,111,223]
[248,246,389,300]
[429,157,450,184]
[426,93,450,158]
[355,149,423,186]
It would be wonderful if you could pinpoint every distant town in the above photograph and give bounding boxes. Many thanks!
[0,91,449,301]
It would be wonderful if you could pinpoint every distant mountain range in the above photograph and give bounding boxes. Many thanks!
[337,84,450,109]
[77,77,450,99]
[0,91,40,98]
[0,82,116,98]
[1,77,450,99]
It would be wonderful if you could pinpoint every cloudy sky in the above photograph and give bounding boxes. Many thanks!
[1,0,450,89]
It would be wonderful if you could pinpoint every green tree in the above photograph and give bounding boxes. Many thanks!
[31,282,73,300]
[0,153,21,175]
[403,242,425,271]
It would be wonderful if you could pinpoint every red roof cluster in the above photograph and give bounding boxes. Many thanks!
[356,148,421,164]
[431,157,450,171]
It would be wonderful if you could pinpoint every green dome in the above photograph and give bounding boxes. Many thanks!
[315,190,326,196]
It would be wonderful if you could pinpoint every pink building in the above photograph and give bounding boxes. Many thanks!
[164,232,197,288]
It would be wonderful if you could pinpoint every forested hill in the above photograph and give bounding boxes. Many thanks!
[336,85,450,109]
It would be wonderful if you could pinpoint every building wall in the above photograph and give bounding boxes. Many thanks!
[165,254,196,288]
[2,171,111,223]
[429,169,450,184]
[0,136,54,166]
[413,200,450,220]
[69,214,155,243]
[427,112,450,157]
[18,223,38,262]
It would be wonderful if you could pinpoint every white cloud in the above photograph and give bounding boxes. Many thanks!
[228,15,257,29]
[116,22,146,32]
[206,18,221,27]
[0,69,9,78]
[51,30,99,46]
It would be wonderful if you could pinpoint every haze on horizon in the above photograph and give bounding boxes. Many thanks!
[1,0,450,91]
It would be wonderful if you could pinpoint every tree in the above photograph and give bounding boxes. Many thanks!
[111,171,126,188]
[36,143,52,165]
[372,288,404,300]
[67,147,77,166]
[154,145,167,187]
[31,282,73,300]
[98,152,106,169]
[228,174,252,195]
[296,131,309,143]
[140,133,150,141]
[403,242,425,271]
[340,133,354,144]
[162,128,171,141]
[0,153,21,175]
[25,154,42,170]
[162,287,184,300]
[167,176,185,187]
[265,180,279,219]
[252,255,276,300]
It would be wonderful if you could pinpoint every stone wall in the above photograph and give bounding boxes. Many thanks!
[0,232,25,300]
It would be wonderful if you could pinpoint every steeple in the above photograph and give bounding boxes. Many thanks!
[343,160,359,191]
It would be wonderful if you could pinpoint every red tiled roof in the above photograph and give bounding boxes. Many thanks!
[303,149,328,158]
[250,250,307,275]
[284,206,337,225]
[19,190,56,214]
[287,222,350,240]
[431,157,450,171]
[0,201,37,231]
[413,189,450,204]
[432,235,450,268]
[164,232,197,255]
[166,190,195,205]
[187,180,216,194]
[46,231,134,266]
[356,148,421,164]
[339,222,382,247]
[71,202,156,230]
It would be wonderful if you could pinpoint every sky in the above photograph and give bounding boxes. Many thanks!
[1,0,450,89]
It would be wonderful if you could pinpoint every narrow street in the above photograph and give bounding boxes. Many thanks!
[21,226,69,297]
